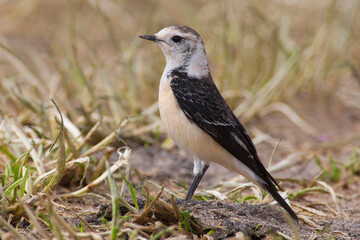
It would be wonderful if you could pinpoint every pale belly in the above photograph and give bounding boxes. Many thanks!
[158,82,261,185]
[158,83,230,164]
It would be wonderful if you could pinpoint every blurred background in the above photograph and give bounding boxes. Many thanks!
[1,0,359,127]
[1,0,360,174]
[1,0,360,237]
[1,0,360,187]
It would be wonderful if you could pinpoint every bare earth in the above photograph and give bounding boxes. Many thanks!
[9,74,360,240]
[112,90,360,239]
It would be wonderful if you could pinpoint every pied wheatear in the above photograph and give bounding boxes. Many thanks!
[139,25,298,221]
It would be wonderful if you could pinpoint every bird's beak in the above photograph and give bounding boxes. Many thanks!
[139,35,159,42]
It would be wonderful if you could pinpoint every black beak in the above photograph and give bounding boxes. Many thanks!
[139,35,158,42]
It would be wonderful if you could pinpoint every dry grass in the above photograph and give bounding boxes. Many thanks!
[1,0,360,239]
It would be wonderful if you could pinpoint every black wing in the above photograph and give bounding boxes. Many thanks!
[170,69,298,220]
[169,70,275,185]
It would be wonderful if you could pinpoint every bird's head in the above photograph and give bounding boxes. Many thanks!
[139,25,209,77]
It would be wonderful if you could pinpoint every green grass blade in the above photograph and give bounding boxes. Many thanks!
[20,166,30,197]
[181,210,191,233]
[106,162,120,240]
[2,177,24,202]
[118,167,139,210]
[241,195,259,203]
[0,145,17,161]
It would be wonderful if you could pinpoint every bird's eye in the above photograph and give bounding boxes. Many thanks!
[171,35,183,43]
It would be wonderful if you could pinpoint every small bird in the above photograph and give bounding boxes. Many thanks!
[139,25,298,221]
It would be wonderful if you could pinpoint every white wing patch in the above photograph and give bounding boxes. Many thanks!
[231,132,249,154]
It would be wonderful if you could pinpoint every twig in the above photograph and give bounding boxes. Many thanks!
[316,180,340,212]
[0,215,25,240]
[52,193,95,232]
[268,139,281,168]
[298,215,321,228]
[7,118,44,175]
[41,99,66,194]
[64,130,80,158]
[33,157,89,187]
[170,196,182,220]
[79,131,116,158]
[259,102,317,135]
[147,180,182,199]
[62,148,132,198]
[133,186,164,223]
[23,204,52,239]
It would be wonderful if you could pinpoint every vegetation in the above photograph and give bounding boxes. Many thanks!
[0,0,359,239]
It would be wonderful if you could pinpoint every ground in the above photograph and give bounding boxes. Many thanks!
[47,91,360,239]
[1,1,360,239]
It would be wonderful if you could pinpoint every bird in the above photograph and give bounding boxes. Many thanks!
[139,25,298,221]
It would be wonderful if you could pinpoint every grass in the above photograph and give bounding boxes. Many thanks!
[0,0,360,239]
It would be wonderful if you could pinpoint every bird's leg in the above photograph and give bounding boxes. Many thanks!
[184,156,209,206]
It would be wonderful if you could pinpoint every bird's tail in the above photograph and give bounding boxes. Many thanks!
[260,179,298,221]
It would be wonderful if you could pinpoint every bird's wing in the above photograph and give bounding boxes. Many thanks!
[170,70,298,221]
[169,71,279,188]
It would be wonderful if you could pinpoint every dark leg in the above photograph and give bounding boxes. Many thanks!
[184,162,209,206]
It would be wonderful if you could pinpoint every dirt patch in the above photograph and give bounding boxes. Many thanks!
[71,198,359,239]
[122,92,360,239]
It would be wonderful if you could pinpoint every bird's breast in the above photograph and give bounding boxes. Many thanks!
[158,76,227,163]
[158,77,191,149]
